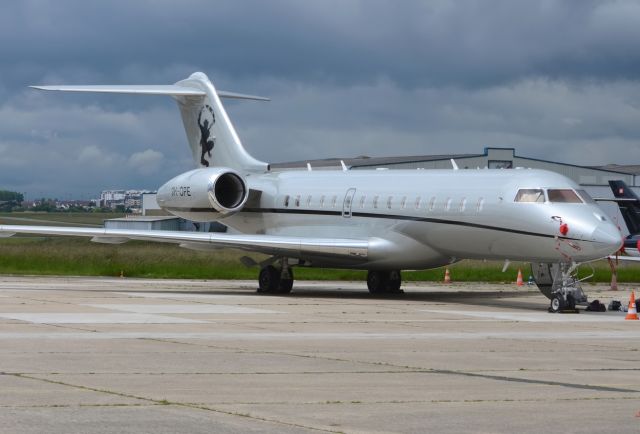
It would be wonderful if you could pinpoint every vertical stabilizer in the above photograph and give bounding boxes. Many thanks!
[30,72,269,173]
[609,180,640,235]
[173,72,267,172]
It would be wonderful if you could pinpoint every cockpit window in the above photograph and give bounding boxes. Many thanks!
[575,189,595,204]
[514,189,545,203]
[547,189,582,203]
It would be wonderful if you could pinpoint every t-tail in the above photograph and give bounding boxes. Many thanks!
[31,72,269,174]
[609,180,640,235]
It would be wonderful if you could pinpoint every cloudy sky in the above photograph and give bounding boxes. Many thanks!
[1,0,639,198]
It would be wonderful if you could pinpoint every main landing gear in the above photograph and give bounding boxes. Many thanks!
[255,259,404,295]
[257,261,294,294]
[367,270,403,294]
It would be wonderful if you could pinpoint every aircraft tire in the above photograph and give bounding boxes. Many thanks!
[367,271,389,294]
[386,270,402,292]
[278,279,293,293]
[278,269,294,294]
[258,265,280,293]
[549,295,566,313]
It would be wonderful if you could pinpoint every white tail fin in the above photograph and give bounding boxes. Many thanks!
[31,72,268,173]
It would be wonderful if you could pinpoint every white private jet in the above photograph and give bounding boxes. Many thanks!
[0,72,622,312]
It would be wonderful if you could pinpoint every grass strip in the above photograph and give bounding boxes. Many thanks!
[0,236,635,282]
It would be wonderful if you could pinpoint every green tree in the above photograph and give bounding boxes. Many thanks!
[0,190,24,211]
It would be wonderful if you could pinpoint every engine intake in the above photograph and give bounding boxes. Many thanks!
[157,167,248,222]
[209,171,246,210]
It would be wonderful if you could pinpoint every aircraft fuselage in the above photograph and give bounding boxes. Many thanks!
[164,167,622,270]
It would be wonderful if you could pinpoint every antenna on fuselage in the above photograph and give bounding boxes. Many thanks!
[307,163,312,171]
[450,159,459,170]
[340,160,348,171]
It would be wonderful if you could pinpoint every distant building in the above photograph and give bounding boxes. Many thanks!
[100,189,155,211]
[100,190,125,208]
[270,147,639,188]
[104,216,227,233]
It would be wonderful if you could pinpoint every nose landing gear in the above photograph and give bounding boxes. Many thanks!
[531,262,588,313]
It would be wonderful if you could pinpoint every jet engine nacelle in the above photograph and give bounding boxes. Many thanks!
[157,168,248,222]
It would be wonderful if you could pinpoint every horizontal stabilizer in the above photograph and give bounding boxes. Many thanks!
[30,85,269,101]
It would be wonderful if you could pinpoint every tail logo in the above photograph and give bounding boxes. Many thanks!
[197,105,216,167]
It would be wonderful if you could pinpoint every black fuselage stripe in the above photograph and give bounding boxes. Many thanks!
[165,206,579,241]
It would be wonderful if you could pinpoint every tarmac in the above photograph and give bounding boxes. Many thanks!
[0,275,639,433]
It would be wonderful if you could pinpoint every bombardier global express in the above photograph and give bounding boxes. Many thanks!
[0,72,622,312]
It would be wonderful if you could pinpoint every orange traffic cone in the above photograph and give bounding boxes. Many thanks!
[625,291,639,320]
[444,268,451,284]
[516,269,524,286]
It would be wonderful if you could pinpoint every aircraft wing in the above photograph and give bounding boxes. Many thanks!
[0,225,367,260]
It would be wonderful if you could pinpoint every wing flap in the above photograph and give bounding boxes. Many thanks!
[0,225,368,260]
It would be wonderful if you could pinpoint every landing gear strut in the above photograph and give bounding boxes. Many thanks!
[531,262,587,313]
[257,259,294,294]
[367,270,403,294]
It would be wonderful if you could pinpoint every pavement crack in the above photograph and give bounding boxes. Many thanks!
[428,369,640,393]
[3,373,342,433]
[137,339,640,394]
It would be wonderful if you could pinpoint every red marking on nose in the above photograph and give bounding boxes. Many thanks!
[559,223,569,236]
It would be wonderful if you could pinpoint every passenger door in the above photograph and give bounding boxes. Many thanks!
[342,188,356,218]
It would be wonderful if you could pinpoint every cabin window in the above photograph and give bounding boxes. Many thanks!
[575,189,596,204]
[306,195,312,206]
[331,195,337,207]
[359,195,366,208]
[320,195,325,207]
[295,195,301,207]
[387,196,393,209]
[415,196,421,209]
[400,196,407,209]
[283,195,290,207]
[373,195,379,209]
[428,197,436,211]
[514,189,545,203]
[459,198,466,212]
[476,197,484,213]
[444,197,452,211]
[548,189,582,203]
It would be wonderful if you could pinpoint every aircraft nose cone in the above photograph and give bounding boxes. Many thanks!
[591,223,623,256]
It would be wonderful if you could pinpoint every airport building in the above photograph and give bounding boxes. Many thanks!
[271,147,640,198]
[100,189,155,211]
[272,147,636,185]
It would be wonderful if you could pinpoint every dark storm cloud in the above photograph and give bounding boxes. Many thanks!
[0,0,639,197]
[2,0,640,88]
